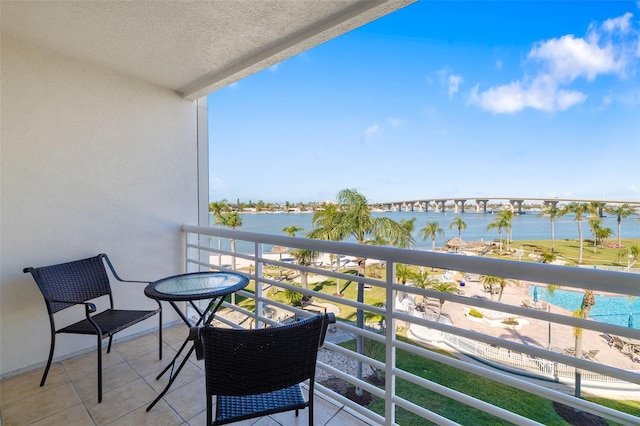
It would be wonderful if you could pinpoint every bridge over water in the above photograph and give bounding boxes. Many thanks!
[376,197,640,215]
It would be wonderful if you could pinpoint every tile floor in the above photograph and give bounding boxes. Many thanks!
[0,325,370,426]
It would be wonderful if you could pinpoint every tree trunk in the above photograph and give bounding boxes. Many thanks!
[574,334,583,398]
[578,221,583,264]
[618,220,622,246]
[551,219,555,252]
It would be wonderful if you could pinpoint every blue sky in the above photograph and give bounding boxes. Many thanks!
[208,1,640,204]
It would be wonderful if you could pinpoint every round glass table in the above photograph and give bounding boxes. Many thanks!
[145,271,249,301]
[144,271,249,411]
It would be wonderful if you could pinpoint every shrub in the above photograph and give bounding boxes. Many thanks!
[468,308,483,318]
[502,317,519,325]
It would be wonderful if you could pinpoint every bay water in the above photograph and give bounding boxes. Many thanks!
[211,211,640,254]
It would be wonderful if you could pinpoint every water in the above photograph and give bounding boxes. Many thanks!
[530,286,639,329]
[212,210,640,254]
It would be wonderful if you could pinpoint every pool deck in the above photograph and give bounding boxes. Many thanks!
[433,274,640,398]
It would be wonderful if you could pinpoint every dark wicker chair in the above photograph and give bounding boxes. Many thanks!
[24,253,162,402]
[195,313,335,425]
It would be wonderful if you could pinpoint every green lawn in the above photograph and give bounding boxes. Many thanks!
[490,238,640,267]
[342,338,640,425]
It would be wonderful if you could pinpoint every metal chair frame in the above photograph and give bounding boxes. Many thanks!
[195,313,335,425]
[24,253,162,402]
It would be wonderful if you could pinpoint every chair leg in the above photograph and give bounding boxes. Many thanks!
[40,331,56,387]
[207,396,213,426]
[97,335,103,403]
[107,335,114,353]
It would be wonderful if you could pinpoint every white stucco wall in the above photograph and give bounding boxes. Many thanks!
[0,36,199,377]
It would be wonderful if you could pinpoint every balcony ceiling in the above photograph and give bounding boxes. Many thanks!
[1,0,414,100]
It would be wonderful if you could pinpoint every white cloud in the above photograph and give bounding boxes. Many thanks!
[435,68,464,99]
[387,117,404,127]
[496,60,503,70]
[364,124,381,144]
[468,76,587,114]
[268,63,279,73]
[227,82,239,90]
[469,12,638,114]
[448,74,463,98]
[528,34,624,82]
[602,12,633,33]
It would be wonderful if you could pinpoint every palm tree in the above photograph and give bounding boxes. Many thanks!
[448,217,467,251]
[573,289,596,398]
[411,270,434,308]
[564,202,590,264]
[308,188,412,395]
[429,281,459,322]
[308,188,413,277]
[588,217,614,252]
[605,204,636,246]
[419,221,444,252]
[221,212,243,270]
[618,244,639,271]
[498,210,515,250]
[396,264,414,284]
[209,199,229,265]
[540,250,557,264]
[400,218,417,247]
[290,248,319,297]
[282,225,304,237]
[588,216,601,253]
[479,275,517,302]
[486,214,511,255]
[539,204,564,252]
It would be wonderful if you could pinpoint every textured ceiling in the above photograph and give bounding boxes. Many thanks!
[1,0,415,99]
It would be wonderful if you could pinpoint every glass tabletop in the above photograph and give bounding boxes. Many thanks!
[145,271,249,301]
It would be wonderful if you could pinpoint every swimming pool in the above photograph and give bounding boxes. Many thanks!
[530,287,639,330]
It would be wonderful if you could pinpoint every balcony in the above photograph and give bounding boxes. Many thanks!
[4,226,638,425]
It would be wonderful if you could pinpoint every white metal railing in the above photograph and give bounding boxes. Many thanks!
[183,225,640,426]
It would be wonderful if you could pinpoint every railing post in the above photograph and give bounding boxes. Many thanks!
[385,260,396,426]
[255,242,263,329]
[356,273,364,397]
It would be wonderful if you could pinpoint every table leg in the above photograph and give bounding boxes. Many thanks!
[146,344,196,411]
[146,297,224,411]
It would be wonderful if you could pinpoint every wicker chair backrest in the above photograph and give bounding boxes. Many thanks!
[28,255,112,314]
[202,313,334,397]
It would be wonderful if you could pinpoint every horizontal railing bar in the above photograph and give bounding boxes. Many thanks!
[183,226,640,294]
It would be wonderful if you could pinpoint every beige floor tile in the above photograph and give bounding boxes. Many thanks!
[84,379,157,425]
[163,377,206,420]
[126,344,177,377]
[243,416,280,425]
[0,364,67,406]
[62,348,124,382]
[2,382,80,426]
[143,360,203,394]
[72,362,140,402]
[325,408,372,426]
[29,404,94,426]
[185,410,207,426]
[115,334,162,360]
[162,324,190,347]
[105,400,182,426]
